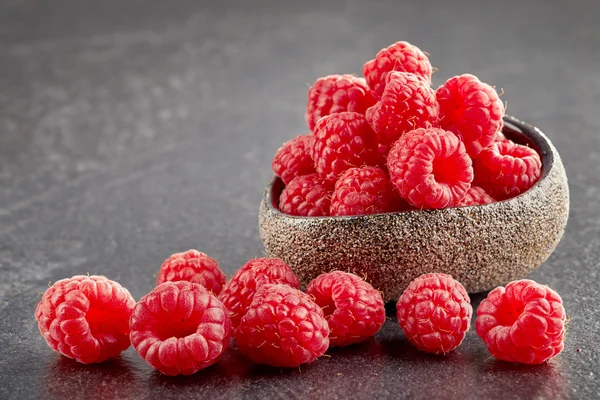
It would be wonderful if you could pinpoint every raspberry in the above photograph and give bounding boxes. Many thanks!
[312,112,382,181]
[474,140,542,200]
[235,284,329,367]
[456,186,495,207]
[305,74,376,132]
[387,128,473,209]
[156,249,226,295]
[129,282,231,376]
[363,41,433,99]
[35,275,136,364]
[306,271,385,346]
[218,257,300,330]
[436,74,505,157]
[330,166,402,216]
[272,134,316,185]
[475,279,566,364]
[396,273,472,354]
[279,173,333,216]
[366,72,439,155]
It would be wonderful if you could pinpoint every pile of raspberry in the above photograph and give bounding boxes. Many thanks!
[272,41,542,215]
[36,249,566,376]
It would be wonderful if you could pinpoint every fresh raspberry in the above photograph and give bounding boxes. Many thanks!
[235,284,329,367]
[456,186,495,207]
[306,271,385,346]
[366,72,439,156]
[156,249,226,295]
[218,257,300,330]
[130,282,231,376]
[312,112,382,181]
[278,173,333,216]
[363,41,433,99]
[387,128,473,209]
[474,140,542,200]
[35,275,136,364]
[330,166,402,216]
[396,273,472,354]
[475,279,566,364]
[436,74,505,157]
[305,74,376,132]
[272,135,316,185]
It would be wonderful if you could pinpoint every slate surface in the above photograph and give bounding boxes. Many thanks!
[1,0,599,399]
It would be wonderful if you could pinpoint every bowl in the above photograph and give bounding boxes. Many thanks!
[259,116,569,302]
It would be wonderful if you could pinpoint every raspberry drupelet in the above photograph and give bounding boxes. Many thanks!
[305,74,376,132]
[35,275,136,364]
[396,273,472,354]
[279,173,333,216]
[366,72,439,157]
[157,249,226,295]
[456,186,495,207]
[306,271,386,347]
[476,279,566,364]
[387,127,473,209]
[436,74,505,157]
[363,41,433,99]
[129,281,231,376]
[272,134,316,185]
[218,257,300,330]
[235,284,330,367]
[474,140,542,200]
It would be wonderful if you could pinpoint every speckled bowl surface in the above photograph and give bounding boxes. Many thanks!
[259,116,569,302]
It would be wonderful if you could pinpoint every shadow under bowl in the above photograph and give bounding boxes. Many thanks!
[259,116,569,301]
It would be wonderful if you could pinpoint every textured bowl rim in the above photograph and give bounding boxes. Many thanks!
[265,115,554,220]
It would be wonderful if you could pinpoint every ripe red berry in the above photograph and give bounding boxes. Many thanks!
[387,127,473,209]
[157,249,226,295]
[305,74,376,132]
[218,258,300,330]
[396,273,472,354]
[363,41,433,99]
[35,275,136,364]
[235,284,330,367]
[474,140,542,200]
[306,271,385,347]
[436,74,504,157]
[330,166,402,216]
[456,186,495,207]
[476,279,566,364]
[312,112,382,182]
[279,173,333,216]
[366,72,439,156]
[130,282,231,376]
[272,134,316,185]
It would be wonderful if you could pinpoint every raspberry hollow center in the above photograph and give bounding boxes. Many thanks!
[432,156,461,185]
[86,302,130,338]
[495,297,524,326]
[153,313,202,340]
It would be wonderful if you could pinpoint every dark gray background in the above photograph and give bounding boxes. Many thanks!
[1,0,599,399]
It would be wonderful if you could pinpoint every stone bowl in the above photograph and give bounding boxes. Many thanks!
[258,116,569,302]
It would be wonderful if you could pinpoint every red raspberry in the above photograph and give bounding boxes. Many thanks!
[235,284,329,367]
[129,282,231,376]
[330,166,402,216]
[156,249,226,295]
[456,186,495,207]
[306,271,385,347]
[218,257,300,330]
[35,275,135,364]
[272,134,316,185]
[396,273,472,354]
[436,74,505,157]
[366,72,439,156]
[387,127,473,209]
[474,140,542,200]
[279,173,333,216]
[363,41,433,99]
[312,112,382,181]
[475,279,566,364]
[305,74,376,132]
